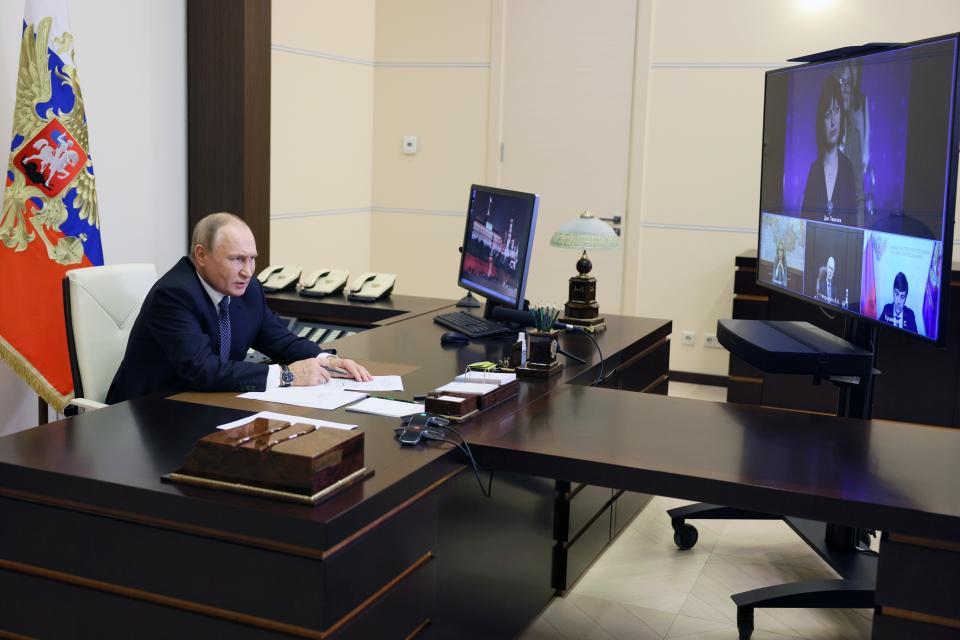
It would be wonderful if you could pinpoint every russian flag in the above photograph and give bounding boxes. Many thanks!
[0,0,103,411]
[860,233,877,320]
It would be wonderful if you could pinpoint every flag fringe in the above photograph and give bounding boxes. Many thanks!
[0,334,72,414]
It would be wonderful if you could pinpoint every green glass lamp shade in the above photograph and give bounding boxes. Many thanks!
[550,211,619,277]
[549,211,620,251]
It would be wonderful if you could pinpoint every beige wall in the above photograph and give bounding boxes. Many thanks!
[271,0,960,377]
[270,0,489,295]
[270,0,375,275]
[629,0,960,376]
[371,0,492,297]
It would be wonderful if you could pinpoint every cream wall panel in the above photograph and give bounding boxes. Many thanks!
[370,212,466,298]
[372,68,489,209]
[637,228,753,376]
[271,214,372,278]
[650,0,960,63]
[375,0,491,62]
[641,68,764,230]
[273,0,376,60]
[271,52,374,214]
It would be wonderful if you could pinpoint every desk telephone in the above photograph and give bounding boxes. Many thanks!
[347,272,396,302]
[298,269,350,297]
[257,265,302,292]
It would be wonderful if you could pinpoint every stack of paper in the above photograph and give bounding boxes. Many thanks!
[237,375,405,410]
[217,410,357,431]
[346,398,424,418]
[239,387,367,410]
[340,375,404,392]
[434,381,499,396]
[453,371,517,385]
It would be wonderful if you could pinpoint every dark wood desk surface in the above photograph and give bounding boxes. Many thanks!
[0,312,671,553]
[4,307,960,638]
[468,385,960,542]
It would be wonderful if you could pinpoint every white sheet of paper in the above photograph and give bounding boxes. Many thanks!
[346,397,425,418]
[454,371,517,385]
[238,387,367,410]
[434,381,497,396]
[216,410,357,431]
[340,375,404,392]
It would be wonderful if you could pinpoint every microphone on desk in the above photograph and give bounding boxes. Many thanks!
[487,307,591,333]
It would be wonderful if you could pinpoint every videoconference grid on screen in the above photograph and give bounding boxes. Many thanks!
[758,35,959,341]
[458,185,538,308]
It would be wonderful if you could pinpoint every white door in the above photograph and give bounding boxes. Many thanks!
[490,0,637,313]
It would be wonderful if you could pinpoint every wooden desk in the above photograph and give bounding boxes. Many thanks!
[0,312,670,639]
[264,291,454,328]
[466,386,960,639]
[2,306,956,638]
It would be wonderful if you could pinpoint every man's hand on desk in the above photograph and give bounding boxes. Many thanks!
[324,357,372,382]
[287,356,372,386]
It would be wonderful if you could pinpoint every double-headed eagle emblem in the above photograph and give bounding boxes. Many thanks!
[0,16,98,266]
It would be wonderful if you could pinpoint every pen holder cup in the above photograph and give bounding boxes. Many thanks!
[516,330,563,378]
[527,329,559,366]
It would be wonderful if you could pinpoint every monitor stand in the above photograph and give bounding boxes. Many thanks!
[456,291,482,308]
[683,318,881,640]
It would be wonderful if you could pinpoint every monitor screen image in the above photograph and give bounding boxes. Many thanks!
[457,184,539,308]
[758,34,960,342]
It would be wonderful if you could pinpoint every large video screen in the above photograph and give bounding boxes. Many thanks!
[758,35,959,341]
[457,185,539,308]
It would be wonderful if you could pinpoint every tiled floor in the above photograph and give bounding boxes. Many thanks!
[517,382,873,640]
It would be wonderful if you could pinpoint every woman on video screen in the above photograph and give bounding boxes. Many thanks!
[801,75,856,226]
[772,239,788,287]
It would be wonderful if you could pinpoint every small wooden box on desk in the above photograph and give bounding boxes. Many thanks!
[425,380,520,422]
[173,418,366,503]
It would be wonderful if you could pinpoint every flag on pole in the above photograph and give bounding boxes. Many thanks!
[859,233,877,320]
[0,0,103,411]
[922,241,941,340]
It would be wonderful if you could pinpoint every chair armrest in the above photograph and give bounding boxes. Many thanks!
[66,398,108,412]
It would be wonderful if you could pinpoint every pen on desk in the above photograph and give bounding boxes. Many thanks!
[322,364,351,376]
[380,396,419,404]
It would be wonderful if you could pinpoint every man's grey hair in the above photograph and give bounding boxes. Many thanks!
[189,212,248,263]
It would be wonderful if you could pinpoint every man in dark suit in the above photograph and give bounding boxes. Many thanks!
[879,272,918,333]
[106,213,370,404]
[815,256,843,306]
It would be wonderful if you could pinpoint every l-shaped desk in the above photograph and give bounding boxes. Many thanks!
[0,299,957,640]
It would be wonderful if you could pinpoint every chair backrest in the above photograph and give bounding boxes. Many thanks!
[63,263,157,403]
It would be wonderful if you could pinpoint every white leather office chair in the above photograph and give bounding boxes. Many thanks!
[63,263,157,411]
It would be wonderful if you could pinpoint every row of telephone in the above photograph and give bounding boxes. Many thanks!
[256,265,396,302]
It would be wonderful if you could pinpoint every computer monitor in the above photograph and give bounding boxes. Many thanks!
[457,184,540,310]
[757,33,960,343]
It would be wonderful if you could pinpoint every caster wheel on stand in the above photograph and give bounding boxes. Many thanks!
[672,521,699,550]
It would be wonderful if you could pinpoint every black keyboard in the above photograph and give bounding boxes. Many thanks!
[434,311,512,338]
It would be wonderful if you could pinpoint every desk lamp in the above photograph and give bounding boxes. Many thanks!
[549,211,619,332]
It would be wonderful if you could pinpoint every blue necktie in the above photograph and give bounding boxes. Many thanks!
[218,296,231,361]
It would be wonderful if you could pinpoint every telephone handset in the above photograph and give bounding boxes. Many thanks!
[257,265,302,292]
[298,269,349,297]
[347,272,396,302]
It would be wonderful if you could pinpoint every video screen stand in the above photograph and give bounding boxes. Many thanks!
[675,318,880,639]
